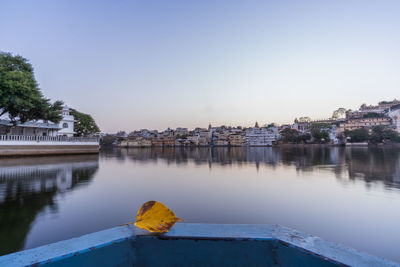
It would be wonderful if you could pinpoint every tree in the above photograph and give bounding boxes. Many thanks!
[0,52,63,124]
[382,129,399,141]
[370,125,400,143]
[280,128,300,143]
[310,123,331,142]
[332,108,347,119]
[298,133,312,143]
[100,134,116,146]
[370,126,384,143]
[298,117,311,123]
[70,108,100,136]
[363,112,382,118]
[344,128,369,142]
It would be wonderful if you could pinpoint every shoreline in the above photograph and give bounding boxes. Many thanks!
[108,143,400,149]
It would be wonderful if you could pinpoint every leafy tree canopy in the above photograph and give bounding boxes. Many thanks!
[298,117,311,123]
[370,125,400,143]
[100,134,116,146]
[310,123,331,141]
[280,128,299,143]
[363,112,383,118]
[279,128,311,143]
[311,123,332,129]
[0,52,63,124]
[332,108,347,119]
[344,128,369,143]
[70,108,100,137]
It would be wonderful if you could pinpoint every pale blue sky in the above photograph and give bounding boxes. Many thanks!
[1,0,400,132]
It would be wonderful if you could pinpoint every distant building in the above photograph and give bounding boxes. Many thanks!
[245,127,280,146]
[151,137,163,147]
[338,116,392,135]
[162,136,176,146]
[175,128,188,137]
[187,134,200,146]
[229,134,246,146]
[387,104,400,133]
[291,122,311,133]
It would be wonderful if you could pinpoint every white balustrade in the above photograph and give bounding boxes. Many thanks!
[0,135,99,143]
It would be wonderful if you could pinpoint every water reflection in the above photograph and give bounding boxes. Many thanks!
[102,146,400,189]
[0,155,99,255]
[1,147,400,261]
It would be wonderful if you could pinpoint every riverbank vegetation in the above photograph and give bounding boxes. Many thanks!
[70,108,100,137]
[345,126,400,143]
[280,123,332,144]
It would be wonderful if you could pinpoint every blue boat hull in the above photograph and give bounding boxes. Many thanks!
[0,224,397,266]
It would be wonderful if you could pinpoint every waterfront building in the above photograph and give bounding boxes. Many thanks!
[161,128,174,137]
[57,106,75,137]
[0,105,76,137]
[0,118,60,137]
[162,136,176,146]
[337,116,392,135]
[187,134,200,146]
[139,129,154,138]
[328,125,339,144]
[175,128,188,137]
[347,100,400,119]
[198,136,209,146]
[245,127,280,146]
[229,134,246,146]
[213,131,229,146]
[214,139,229,146]
[151,137,163,147]
[175,138,185,146]
[119,137,152,147]
[387,104,400,133]
[291,122,311,133]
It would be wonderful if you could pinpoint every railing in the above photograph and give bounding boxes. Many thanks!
[0,135,99,142]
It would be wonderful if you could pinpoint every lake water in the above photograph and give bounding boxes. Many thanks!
[1,147,400,262]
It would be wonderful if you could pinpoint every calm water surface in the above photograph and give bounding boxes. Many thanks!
[1,147,400,262]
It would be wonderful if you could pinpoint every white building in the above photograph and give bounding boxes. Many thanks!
[328,125,339,144]
[388,105,400,133]
[57,106,75,137]
[0,105,75,137]
[245,127,280,146]
[175,128,188,136]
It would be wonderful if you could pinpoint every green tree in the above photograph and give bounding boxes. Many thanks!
[280,128,300,143]
[0,52,63,124]
[332,108,347,119]
[382,129,399,142]
[370,126,399,143]
[297,133,312,143]
[310,123,331,142]
[345,128,369,142]
[298,117,311,123]
[363,112,382,118]
[370,126,384,143]
[100,134,116,146]
[70,108,100,136]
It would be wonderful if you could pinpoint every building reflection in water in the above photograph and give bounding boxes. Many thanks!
[2,147,400,258]
[103,146,400,189]
[0,155,99,255]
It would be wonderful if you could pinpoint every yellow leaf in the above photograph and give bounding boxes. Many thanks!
[132,201,183,233]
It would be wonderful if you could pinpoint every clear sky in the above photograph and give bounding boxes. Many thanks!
[1,0,400,133]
